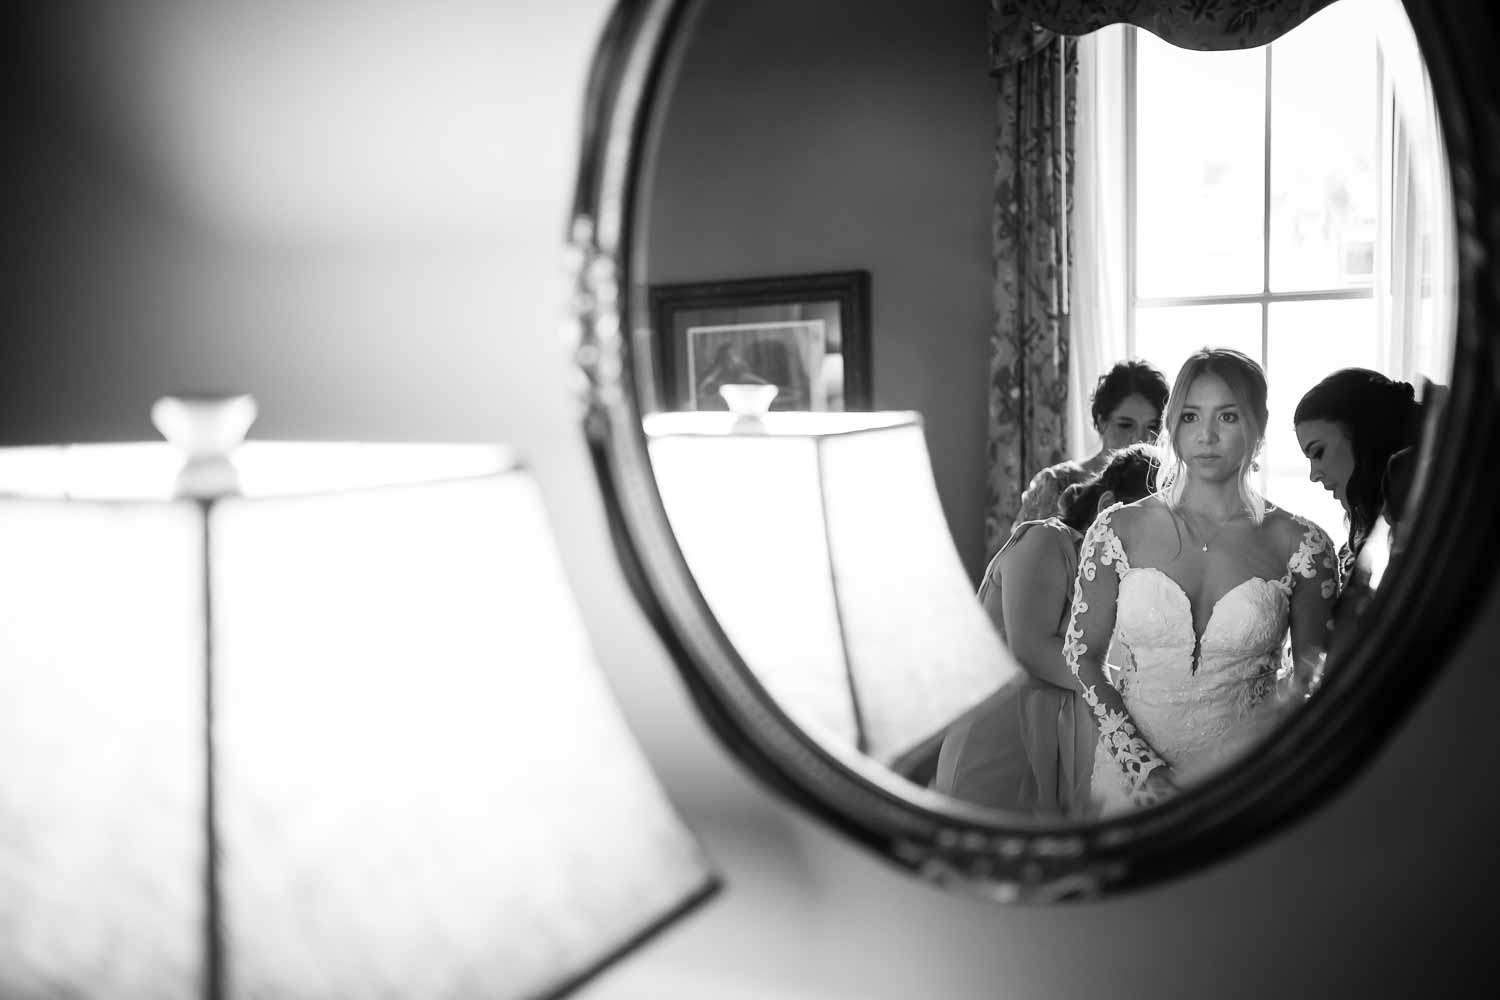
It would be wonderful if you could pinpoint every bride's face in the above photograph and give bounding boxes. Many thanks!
[1174,373,1249,482]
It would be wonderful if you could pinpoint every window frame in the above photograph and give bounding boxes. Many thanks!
[1121,24,1384,496]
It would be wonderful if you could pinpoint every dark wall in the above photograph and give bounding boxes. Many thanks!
[643,0,996,581]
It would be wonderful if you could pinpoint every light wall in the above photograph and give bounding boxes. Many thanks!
[0,0,604,454]
[643,0,995,582]
[2,2,1497,997]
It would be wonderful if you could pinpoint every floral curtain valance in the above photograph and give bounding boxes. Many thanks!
[991,0,1342,70]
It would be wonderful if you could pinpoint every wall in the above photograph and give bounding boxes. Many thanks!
[643,0,996,582]
[3,2,1497,997]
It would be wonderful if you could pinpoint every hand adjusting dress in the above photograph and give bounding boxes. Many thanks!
[1064,503,1337,814]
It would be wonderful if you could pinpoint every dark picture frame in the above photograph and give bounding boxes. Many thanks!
[648,271,872,412]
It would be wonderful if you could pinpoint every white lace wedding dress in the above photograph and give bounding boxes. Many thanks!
[1065,503,1338,814]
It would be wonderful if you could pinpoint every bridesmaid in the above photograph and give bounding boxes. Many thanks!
[935,444,1158,820]
[1293,368,1423,585]
[1015,360,1170,524]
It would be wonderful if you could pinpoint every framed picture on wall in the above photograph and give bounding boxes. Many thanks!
[648,271,872,412]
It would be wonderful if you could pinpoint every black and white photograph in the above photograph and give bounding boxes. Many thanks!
[686,319,824,411]
[3,1,1498,998]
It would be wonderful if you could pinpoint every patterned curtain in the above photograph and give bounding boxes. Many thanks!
[984,0,1345,561]
[991,0,1340,57]
[986,34,1077,561]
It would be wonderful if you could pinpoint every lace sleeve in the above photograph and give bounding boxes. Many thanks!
[1284,515,1340,695]
[1016,466,1065,524]
[1063,505,1173,805]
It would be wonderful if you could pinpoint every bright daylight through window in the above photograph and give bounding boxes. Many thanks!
[1112,1,1450,538]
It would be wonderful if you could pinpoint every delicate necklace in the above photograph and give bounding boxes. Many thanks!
[1178,507,1243,553]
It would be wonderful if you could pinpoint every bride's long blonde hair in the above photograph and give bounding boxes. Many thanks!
[1155,347,1269,525]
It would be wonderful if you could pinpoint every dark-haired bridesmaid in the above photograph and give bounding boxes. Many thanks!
[1294,368,1424,586]
[1015,359,1170,524]
[936,444,1159,820]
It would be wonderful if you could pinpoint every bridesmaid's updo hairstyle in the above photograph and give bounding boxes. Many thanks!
[1293,368,1421,551]
[1059,443,1161,534]
[1091,359,1171,429]
[1157,347,1270,523]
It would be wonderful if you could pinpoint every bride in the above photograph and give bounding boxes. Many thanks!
[1063,348,1339,811]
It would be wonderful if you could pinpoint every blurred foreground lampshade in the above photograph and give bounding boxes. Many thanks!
[0,401,716,999]
[644,411,1017,770]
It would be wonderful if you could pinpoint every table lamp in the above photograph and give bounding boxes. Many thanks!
[0,397,716,999]
[644,410,1018,773]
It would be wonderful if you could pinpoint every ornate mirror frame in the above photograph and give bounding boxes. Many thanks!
[567,0,1500,900]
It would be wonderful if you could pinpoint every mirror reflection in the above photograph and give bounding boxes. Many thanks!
[638,0,1453,824]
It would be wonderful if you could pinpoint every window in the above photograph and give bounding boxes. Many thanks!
[1110,2,1451,540]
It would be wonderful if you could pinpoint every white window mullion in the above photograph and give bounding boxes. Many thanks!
[1259,41,1276,497]
[1374,43,1396,376]
[1124,26,1139,360]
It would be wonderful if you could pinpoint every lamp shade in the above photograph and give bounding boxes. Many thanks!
[644,412,1017,770]
[0,440,715,999]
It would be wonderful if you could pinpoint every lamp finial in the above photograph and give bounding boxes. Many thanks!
[150,394,258,498]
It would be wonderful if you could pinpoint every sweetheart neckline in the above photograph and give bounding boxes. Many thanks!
[1121,566,1288,652]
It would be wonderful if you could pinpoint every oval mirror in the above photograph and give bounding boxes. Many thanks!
[570,0,1499,898]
